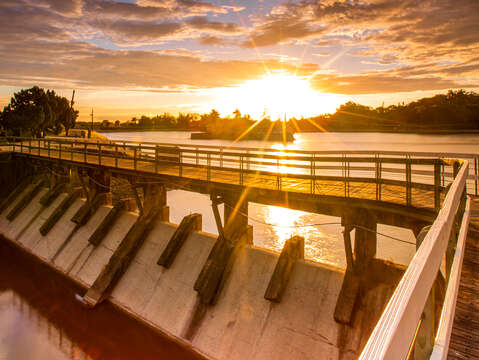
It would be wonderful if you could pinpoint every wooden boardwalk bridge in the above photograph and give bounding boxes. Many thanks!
[1,136,479,360]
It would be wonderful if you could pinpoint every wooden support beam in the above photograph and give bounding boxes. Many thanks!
[211,195,225,238]
[6,179,46,221]
[223,192,248,239]
[80,208,159,307]
[194,226,251,305]
[353,213,377,274]
[157,213,202,268]
[71,193,102,226]
[264,235,304,302]
[343,225,354,270]
[39,188,81,236]
[88,201,125,246]
[39,182,66,207]
[184,226,251,340]
[130,182,144,216]
[0,178,31,214]
[334,270,361,325]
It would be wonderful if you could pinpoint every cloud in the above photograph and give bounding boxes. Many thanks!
[25,0,83,16]
[92,20,185,43]
[311,71,478,94]
[197,35,228,46]
[137,0,230,15]
[243,19,325,48]
[0,39,316,90]
[186,16,243,34]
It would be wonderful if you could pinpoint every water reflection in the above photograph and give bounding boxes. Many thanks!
[0,239,204,360]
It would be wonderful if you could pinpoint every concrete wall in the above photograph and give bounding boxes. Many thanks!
[0,185,402,360]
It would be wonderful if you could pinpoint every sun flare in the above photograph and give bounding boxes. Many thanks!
[214,71,345,120]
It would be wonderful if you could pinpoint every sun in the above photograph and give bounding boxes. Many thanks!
[214,71,345,120]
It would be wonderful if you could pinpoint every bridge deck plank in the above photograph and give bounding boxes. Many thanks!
[448,196,479,359]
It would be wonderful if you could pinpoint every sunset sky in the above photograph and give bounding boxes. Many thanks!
[0,0,478,121]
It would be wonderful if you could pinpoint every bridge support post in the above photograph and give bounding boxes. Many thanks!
[88,169,111,205]
[223,192,250,242]
[143,183,169,221]
[353,213,377,274]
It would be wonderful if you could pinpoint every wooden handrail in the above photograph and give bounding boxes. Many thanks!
[359,161,469,360]
[430,197,471,360]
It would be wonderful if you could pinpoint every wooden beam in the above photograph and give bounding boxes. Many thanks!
[211,195,225,238]
[80,208,159,307]
[334,270,361,324]
[88,201,125,246]
[39,188,81,236]
[157,213,202,268]
[71,193,101,226]
[0,178,31,213]
[6,179,46,221]
[343,225,355,270]
[194,226,250,305]
[264,235,304,302]
[39,182,66,207]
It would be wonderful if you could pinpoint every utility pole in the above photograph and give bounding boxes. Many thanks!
[67,89,75,137]
[90,108,94,139]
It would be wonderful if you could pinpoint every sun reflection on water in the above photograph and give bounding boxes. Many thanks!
[259,204,345,266]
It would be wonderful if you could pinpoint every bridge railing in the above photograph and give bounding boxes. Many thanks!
[2,137,472,209]
[37,135,479,194]
[359,160,469,359]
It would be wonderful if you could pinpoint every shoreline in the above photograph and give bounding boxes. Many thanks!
[92,128,479,136]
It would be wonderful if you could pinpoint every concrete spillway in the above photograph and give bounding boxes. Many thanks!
[0,183,404,360]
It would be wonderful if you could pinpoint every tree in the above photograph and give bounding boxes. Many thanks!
[47,89,78,135]
[0,86,78,136]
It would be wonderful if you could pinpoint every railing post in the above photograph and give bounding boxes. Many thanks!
[155,145,159,173]
[48,140,51,157]
[28,138,31,154]
[59,142,62,159]
[134,147,137,170]
[38,139,40,156]
[115,144,118,168]
[179,149,183,177]
[475,156,478,196]
[375,155,382,201]
[276,158,281,191]
[406,157,412,206]
[70,142,73,161]
[84,142,87,162]
[207,153,211,181]
[434,160,441,212]
[311,154,315,194]
[98,143,102,165]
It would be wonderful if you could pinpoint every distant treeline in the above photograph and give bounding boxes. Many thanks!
[77,109,293,141]
[3,87,479,138]
[293,90,479,133]
[81,90,479,135]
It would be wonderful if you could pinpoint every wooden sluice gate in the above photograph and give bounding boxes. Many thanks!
[0,138,477,359]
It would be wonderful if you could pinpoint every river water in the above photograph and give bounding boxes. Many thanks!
[101,131,479,268]
[0,239,205,360]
